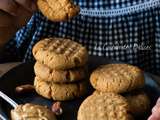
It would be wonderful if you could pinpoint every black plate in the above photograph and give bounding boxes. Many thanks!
[0,56,160,120]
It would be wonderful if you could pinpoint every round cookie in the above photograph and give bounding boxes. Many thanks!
[90,64,145,93]
[34,77,88,101]
[34,62,86,83]
[77,92,132,120]
[11,103,57,120]
[124,91,150,116]
[37,0,80,21]
[32,38,88,70]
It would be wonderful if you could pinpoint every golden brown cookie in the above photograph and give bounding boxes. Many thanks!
[32,38,88,70]
[125,91,150,116]
[77,92,132,120]
[90,64,145,93]
[37,0,80,21]
[11,103,57,120]
[34,62,86,83]
[34,76,88,101]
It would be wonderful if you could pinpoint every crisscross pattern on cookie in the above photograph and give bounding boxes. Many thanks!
[46,38,82,56]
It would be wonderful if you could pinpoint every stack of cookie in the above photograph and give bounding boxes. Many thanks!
[32,37,89,101]
[78,64,150,120]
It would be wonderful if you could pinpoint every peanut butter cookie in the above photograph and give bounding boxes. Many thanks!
[34,77,88,101]
[125,91,150,116]
[34,62,86,83]
[77,92,133,120]
[90,64,145,93]
[32,38,88,70]
[37,0,80,21]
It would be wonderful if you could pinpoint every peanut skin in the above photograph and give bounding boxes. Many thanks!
[51,102,63,116]
[15,84,35,94]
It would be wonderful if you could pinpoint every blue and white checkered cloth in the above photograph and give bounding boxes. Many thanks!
[3,0,160,74]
